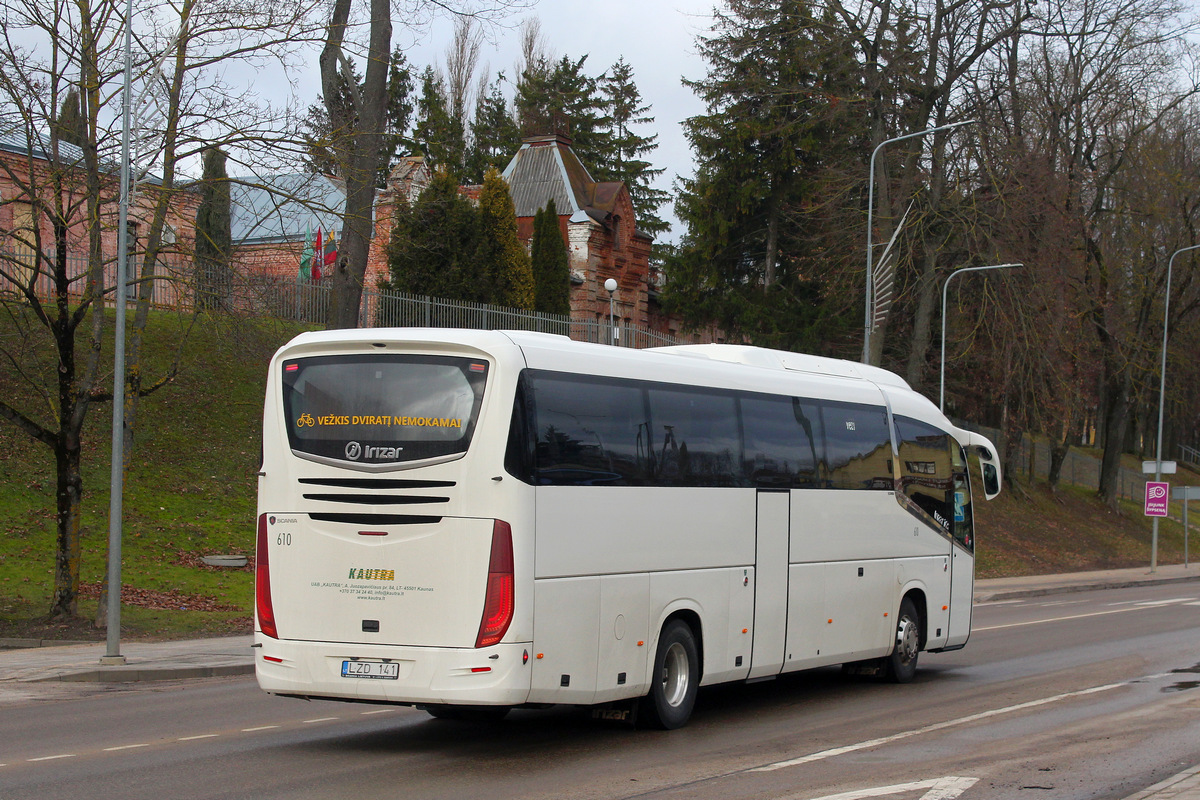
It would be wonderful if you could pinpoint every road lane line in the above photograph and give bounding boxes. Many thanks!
[783,777,980,800]
[241,725,280,732]
[26,754,76,762]
[975,602,1187,631]
[750,682,1123,773]
[361,709,395,715]
[303,717,340,724]
[103,744,149,752]
[178,734,219,741]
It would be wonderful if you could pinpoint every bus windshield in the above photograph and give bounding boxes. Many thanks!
[281,354,488,468]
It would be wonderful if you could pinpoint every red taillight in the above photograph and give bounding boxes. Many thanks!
[256,514,278,639]
[475,520,514,648]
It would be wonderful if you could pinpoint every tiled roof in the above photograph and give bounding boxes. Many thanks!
[501,134,625,224]
[228,172,347,245]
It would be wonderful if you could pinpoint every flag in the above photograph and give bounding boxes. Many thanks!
[298,224,312,283]
[323,230,338,271]
[312,227,323,281]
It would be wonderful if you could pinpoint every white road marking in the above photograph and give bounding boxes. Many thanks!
[750,683,1123,773]
[103,743,149,752]
[178,734,219,741]
[361,709,395,715]
[975,602,1187,631]
[786,777,979,800]
[26,754,75,762]
[241,725,280,732]
[303,717,340,724]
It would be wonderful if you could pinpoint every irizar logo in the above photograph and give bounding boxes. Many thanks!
[344,441,403,461]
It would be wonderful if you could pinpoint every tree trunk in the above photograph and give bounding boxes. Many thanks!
[322,0,391,330]
[904,249,940,390]
[1097,369,1131,508]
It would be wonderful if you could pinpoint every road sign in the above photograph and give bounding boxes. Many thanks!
[1172,486,1200,500]
[1143,461,1177,474]
[1145,482,1170,516]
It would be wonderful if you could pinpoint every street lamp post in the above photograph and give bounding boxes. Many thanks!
[1150,244,1200,571]
[940,263,1022,413]
[604,278,618,346]
[864,120,976,364]
[101,0,136,667]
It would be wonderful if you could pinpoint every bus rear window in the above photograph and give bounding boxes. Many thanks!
[281,354,487,468]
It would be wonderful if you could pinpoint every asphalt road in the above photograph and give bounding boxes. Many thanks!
[2,582,1198,800]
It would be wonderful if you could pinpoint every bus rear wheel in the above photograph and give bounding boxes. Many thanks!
[639,620,699,730]
[887,597,921,683]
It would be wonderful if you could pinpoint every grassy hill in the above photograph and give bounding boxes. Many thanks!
[0,311,1194,641]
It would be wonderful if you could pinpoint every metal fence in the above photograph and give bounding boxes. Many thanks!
[363,284,678,348]
[959,422,1163,503]
[1,250,683,350]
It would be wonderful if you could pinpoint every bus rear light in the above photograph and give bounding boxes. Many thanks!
[475,519,514,648]
[256,514,279,639]
[358,531,388,537]
[263,655,283,664]
[470,667,492,673]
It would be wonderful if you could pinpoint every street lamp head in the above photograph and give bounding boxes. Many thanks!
[604,278,618,293]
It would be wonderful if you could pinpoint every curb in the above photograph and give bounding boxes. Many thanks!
[1123,765,1200,800]
[974,572,1200,603]
[35,663,255,684]
[0,638,98,650]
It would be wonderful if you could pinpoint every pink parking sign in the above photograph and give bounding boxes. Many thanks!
[1145,482,1170,517]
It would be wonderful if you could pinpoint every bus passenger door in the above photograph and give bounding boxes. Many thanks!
[749,490,789,679]
[947,543,973,647]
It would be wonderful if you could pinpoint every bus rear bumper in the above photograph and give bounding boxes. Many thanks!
[254,635,532,706]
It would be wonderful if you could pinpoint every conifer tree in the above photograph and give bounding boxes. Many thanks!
[598,57,670,240]
[530,198,571,314]
[668,0,862,351]
[413,66,466,177]
[383,169,479,300]
[516,54,610,169]
[52,88,86,148]
[475,168,534,308]
[466,77,521,183]
[194,147,232,310]
[301,49,413,186]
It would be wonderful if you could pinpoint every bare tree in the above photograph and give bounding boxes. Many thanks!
[321,1,528,330]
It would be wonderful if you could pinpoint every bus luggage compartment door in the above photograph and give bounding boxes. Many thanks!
[748,490,789,679]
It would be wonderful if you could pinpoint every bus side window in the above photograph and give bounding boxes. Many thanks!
[821,401,893,491]
[504,373,535,484]
[894,415,957,535]
[646,387,741,487]
[529,374,649,486]
[741,396,821,488]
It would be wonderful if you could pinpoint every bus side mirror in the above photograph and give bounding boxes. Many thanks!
[982,463,1000,497]
[972,444,1002,500]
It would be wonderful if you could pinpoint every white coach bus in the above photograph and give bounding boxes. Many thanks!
[254,329,1001,729]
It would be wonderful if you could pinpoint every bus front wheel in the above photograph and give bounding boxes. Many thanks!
[640,620,699,730]
[887,597,921,683]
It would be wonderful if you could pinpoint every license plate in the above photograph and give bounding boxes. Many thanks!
[341,659,399,680]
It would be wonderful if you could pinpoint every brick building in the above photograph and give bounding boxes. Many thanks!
[0,129,199,305]
[232,135,666,335]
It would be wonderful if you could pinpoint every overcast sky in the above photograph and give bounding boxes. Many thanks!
[400,2,720,243]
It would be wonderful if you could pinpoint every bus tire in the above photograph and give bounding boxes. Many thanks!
[424,704,510,722]
[887,597,921,683]
[639,620,700,730]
